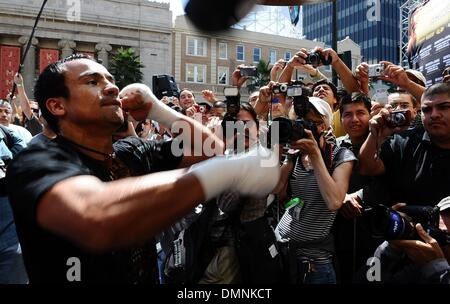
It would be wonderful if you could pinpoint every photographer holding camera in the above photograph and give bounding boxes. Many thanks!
[273,96,356,284]
[354,61,426,103]
[278,47,360,138]
[358,197,450,284]
[359,82,450,207]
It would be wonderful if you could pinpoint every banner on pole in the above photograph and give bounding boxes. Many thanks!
[0,46,21,99]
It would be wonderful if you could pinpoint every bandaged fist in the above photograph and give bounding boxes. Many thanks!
[120,83,183,127]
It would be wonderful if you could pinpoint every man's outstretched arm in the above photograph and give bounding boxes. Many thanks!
[36,146,279,253]
[37,170,204,252]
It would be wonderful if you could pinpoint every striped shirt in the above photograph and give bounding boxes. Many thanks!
[275,145,356,263]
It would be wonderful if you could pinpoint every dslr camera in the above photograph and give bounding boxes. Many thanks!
[386,110,411,128]
[221,87,241,139]
[267,82,318,146]
[368,63,385,78]
[270,117,319,146]
[366,204,450,246]
[223,87,240,118]
[305,51,332,68]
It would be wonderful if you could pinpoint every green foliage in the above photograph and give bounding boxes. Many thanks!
[246,59,271,93]
[109,47,144,89]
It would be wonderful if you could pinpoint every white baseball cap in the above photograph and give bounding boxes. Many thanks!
[405,69,426,87]
[308,97,333,128]
[438,196,450,212]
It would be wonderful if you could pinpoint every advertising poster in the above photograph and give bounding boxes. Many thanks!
[407,0,450,85]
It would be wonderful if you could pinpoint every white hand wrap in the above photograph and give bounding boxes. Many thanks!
[189,145,280,201]
[120,83,184,127]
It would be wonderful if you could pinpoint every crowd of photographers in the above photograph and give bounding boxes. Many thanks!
[0,45,449,284]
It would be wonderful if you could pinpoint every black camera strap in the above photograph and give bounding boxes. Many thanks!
[321,141,334,171]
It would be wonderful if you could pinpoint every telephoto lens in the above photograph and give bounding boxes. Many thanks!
[366,205,416,240]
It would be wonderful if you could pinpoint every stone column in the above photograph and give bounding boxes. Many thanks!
[18,36,39,97]
[58,39,76,59]
[174,32,181,83]
[95,43,112,68]
[210,38,217,85]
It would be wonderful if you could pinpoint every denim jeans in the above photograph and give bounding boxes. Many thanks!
[0,243,28,284]
[302,261,336,284]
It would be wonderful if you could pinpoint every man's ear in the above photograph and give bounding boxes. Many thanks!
[46,97,66,117]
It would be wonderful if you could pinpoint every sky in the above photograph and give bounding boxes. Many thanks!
[152,0,187,21]
[151,0,303,38]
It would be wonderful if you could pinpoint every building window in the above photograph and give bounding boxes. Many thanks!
[217,66,229,85]
[186,64,206,83]
[284,51,292,61]
[186,36,206,57]
[253,47,261,62]
[218,43,227,59]
[269,49,277,64]
[236,45,245,61]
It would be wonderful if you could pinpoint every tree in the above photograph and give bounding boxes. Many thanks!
[109,47,144,89]
[246,59,271,94]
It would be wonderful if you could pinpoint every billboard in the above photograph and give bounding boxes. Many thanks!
[407,0,450,86]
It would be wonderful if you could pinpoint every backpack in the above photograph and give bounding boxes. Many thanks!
[163,201,218,284]
[234,213,285,284]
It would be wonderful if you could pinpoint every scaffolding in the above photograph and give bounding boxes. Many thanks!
[399,0,425,67]
[233,5,304,39]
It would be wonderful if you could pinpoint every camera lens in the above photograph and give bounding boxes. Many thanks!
[368,205,415,240]
[392,113,406,125]
[308,53,319,65]
[268,117,292,145]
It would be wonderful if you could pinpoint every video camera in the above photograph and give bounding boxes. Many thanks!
[221,87,241,139]
[366,204,450,246]
[223,87,240,119]
[152,75,180,100]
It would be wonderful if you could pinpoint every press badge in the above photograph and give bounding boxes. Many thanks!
[285,197,305,220]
